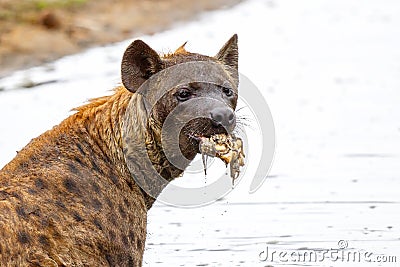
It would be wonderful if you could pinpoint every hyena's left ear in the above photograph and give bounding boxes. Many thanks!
[121,40,163,93]
[215,34,238,71]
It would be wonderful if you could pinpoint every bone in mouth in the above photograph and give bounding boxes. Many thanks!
[199,134,245,185]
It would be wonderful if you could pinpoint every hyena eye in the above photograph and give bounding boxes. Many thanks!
[176,88,192,101]
[222,87,234,97]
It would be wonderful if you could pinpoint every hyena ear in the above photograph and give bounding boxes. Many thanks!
[121,40,163,93]
[215,34,238,70]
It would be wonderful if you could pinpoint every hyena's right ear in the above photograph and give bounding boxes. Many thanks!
[121,40,163,93]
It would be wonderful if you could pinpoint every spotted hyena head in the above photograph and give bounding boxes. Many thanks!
[121,35,239,165]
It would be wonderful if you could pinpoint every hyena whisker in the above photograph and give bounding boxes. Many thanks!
[235,106,247,112]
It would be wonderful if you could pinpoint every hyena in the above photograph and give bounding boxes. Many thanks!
[0,34,239,266]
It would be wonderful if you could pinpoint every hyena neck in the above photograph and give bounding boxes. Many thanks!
[145,120,187,180]
[73,87,132,178]
[122,92,192,207]
[79,88,187,208]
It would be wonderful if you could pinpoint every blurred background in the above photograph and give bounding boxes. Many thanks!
[0,0,241,76]
[1,0,399,266]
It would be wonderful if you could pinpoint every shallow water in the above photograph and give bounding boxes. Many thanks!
[1,0,400,266]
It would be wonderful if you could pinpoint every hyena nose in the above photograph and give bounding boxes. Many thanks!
[210,107,236,131]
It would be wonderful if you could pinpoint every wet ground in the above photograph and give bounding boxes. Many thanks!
[0,0,399,266]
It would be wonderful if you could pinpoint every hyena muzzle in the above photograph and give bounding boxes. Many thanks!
[0,34,239,266]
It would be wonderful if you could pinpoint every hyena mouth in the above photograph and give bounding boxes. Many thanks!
[183,118,245,184]
[186,116,234,140]
[186,123,229,147]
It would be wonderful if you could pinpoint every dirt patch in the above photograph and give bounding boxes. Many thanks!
[0,0,242,77]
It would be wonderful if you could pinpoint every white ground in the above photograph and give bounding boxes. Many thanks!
[1,0,399,266]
